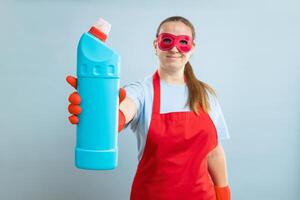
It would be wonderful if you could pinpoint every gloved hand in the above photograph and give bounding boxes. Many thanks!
[66,75,127,132]
[214,185,231,200]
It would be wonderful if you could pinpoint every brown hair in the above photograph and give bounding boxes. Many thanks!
[156,16,217,114]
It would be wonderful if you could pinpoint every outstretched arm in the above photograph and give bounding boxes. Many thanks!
[119,96,138,126]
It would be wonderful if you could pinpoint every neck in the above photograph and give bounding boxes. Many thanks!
[158,65,185,85]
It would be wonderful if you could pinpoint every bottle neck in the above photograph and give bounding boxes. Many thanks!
[88,26,107,42]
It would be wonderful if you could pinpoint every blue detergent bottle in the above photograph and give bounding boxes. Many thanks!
[75,18,121,170]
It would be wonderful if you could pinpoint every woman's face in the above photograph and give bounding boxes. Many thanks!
[154,21,195,73]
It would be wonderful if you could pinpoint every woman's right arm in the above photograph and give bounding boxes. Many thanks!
[119,96,138,125]
[118,80,145,132]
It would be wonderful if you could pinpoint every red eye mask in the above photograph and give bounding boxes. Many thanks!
[157,33,193,53]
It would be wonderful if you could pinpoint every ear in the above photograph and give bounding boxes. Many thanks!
[153,39,158,55]
[187,42,196,58]
[192,41,196,49]
[190,41,196,53]
[153,39,157,49]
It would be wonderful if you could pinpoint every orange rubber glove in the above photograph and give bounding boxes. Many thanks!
[66,75,127,132]
[214,185,231,200]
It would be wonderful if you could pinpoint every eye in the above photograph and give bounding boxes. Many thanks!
[179,40,188,45]
[162,38,172,44]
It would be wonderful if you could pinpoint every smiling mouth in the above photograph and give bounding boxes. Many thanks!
[166,55,181,58]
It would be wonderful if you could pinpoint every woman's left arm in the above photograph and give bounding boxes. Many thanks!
[208,143,231,200]
[208,143,228,186]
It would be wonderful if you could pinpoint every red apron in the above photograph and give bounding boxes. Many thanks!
[130,70,219,200]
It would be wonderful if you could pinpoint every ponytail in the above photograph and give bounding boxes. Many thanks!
[184,62,217,115]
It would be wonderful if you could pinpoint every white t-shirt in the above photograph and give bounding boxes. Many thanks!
[123,74,230,161]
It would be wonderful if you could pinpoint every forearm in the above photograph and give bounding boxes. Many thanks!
[118,89,137,132]
[119,96,137,124]
[207,143,229,187]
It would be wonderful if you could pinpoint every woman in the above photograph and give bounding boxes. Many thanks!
[67,16,231,200]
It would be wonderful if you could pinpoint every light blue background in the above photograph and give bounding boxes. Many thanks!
[1,0,299,199]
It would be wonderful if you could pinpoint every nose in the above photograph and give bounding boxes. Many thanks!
[170,45,180,53]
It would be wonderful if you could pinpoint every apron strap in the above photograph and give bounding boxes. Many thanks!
[152,70,160,114]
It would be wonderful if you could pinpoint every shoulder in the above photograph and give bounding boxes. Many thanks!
[123,74,152,89]
[199,82,230,140]
[207,89,219,109]
[122,74,153,107]
[199,81,219,111]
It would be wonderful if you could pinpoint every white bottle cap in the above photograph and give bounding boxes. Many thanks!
[94,18,111,36]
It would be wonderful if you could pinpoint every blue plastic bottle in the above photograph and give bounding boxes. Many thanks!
[75,19,120,170]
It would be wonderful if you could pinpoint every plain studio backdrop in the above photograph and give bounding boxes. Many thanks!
[0,0,299,199]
